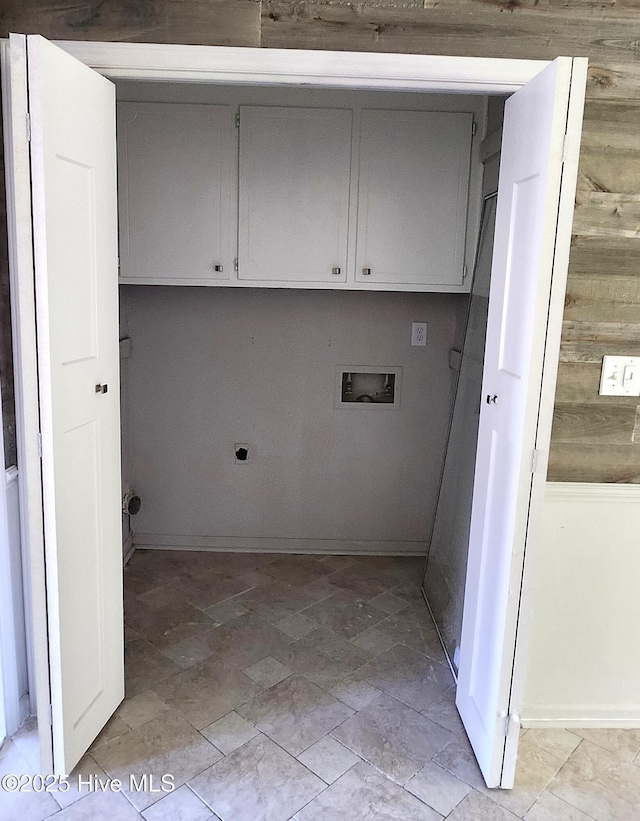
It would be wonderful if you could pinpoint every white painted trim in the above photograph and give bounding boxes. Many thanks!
[0,468,31,729]
[53,41,548,93]
[1,35,52,772]
[544,481,640,504]
[118,276,471,293]
[134,533,427,556]
[523,716,640,729]
[0,463,29,738]
[0,462,15,742]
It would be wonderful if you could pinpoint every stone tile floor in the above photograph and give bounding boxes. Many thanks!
[3,550,640,820]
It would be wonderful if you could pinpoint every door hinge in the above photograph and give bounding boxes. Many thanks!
[37,432,43,458]
[505,712,520,736]
[471,120,477,137]
[531,448,539,474]
[500,711,521,737]
[46,703,53,726]
[234,258,238,273]
[26,113,31,142]
[235,111,240,129]
[562,132,568,164]
[463,263,468,280]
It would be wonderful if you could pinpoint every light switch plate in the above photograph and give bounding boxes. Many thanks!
[599,355,640,396]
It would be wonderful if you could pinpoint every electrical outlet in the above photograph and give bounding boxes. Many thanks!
[411,322,427,347]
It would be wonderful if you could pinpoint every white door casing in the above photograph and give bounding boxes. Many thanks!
[27,35,123,774]
[456,56,586,788]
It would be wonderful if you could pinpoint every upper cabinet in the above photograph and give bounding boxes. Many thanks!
[116,95,478,292]
[238,106,352,284]
[356,110,473,287]
[118,103,235,284]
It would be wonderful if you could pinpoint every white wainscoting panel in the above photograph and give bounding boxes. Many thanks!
[522,482,640,728]
[0,468,29,736]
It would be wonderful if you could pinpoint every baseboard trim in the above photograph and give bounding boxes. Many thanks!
[132,533,427,556]
[122,533,135,565]
[523,715,640,729]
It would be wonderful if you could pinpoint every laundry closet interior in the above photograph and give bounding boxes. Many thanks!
[115,76,502,667]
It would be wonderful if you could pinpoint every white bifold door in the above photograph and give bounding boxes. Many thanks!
[4,34,123,774]
[456,57,586,788]
[3,34,585,781]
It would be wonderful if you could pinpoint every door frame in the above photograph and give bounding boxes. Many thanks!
[2,39,586,777]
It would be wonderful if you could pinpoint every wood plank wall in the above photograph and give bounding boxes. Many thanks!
[1,0,639,481]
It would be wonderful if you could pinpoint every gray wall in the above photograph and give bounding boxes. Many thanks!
[121,286,466,549]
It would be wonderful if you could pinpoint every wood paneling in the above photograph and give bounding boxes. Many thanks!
[551,403,638,446]
[573,193,640,239]
[564,276,640,324]
[548,444,640,483]
[554,363,640,406]
[565,84,640,483]
[578,151,640,198]
[586,63,640,102]
[1,0,639,481]
[560,321,640,363]
[568,236,640,278]
[581,102,640,151]
[578,102,640,195]
[261,2,640,60]
[0,0,261,46]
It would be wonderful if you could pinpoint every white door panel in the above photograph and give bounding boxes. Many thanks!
[27,34,123,775]
[456,57,581,788]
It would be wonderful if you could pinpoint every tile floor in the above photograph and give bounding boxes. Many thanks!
[4,550,640,820]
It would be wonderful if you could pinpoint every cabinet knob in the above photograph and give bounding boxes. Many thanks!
[362,267,372,276]
[95,384,108,395]
[486,394,498,404]
[332,267,341,276]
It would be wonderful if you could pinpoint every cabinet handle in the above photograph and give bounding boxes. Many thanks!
[332,267,341,276]
[362,267,372,276]
[214,264,223,273]
[95,384,108,394]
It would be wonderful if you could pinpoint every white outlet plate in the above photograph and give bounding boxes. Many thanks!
[599,355,640,396]
[411,322,427,347]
